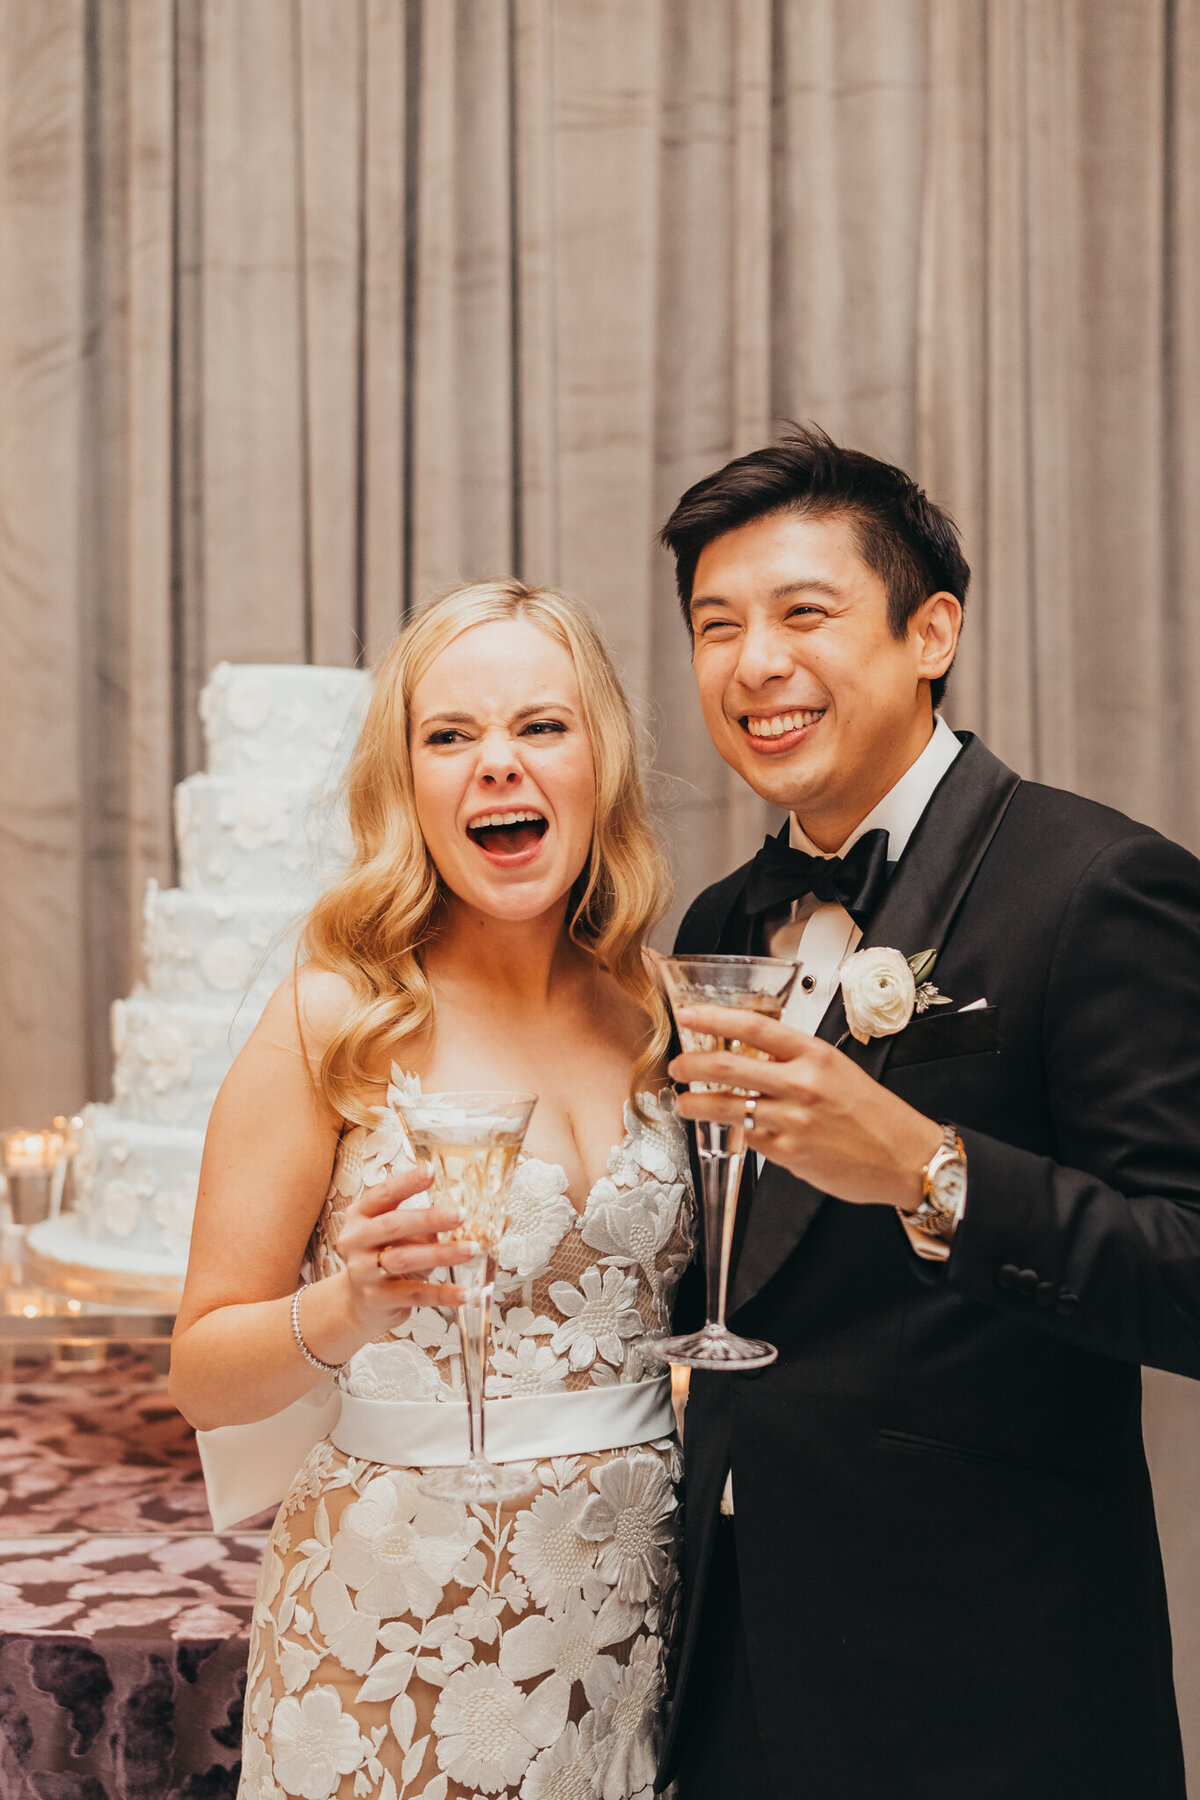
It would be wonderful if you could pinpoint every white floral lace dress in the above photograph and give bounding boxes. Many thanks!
[240,1083,695,1800]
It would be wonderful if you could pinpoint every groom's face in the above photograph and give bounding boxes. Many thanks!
[689,508,945,847]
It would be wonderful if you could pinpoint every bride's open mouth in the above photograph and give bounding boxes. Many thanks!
[465,808,549,862]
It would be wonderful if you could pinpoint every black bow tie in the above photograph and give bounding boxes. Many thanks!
[743,826,891,928]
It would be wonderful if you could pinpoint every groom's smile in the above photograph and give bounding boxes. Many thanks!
[688,510,959,851]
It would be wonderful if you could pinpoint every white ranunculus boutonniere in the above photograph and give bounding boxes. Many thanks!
[839,946,953,1045]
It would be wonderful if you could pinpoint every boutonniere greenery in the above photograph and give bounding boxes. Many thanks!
[838,946,953,1046]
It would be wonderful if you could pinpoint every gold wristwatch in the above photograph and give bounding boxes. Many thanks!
[896,1124,967,1262]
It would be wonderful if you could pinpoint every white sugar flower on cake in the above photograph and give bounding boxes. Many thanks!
[199,936,256,994]
[100,1179,139,1238]
[223,674,273,734]
[219,785,290,854]
[153,1180,195,1258]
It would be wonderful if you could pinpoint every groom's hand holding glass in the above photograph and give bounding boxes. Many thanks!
[669,1005,944,1211]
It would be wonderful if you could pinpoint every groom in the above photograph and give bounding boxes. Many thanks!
[656,427,1200,1800]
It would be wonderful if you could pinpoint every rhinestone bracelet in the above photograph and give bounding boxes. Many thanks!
[290,1287,343,1374]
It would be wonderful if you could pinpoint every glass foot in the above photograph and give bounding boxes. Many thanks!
[649,1323,778,1371]
[418,1458,536,1504]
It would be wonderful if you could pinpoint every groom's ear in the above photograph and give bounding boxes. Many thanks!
[911,592,962,684]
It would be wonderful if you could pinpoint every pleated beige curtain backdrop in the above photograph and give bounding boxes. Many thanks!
[3,3,1200,1768]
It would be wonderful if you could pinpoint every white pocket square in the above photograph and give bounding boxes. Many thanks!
[957,997,988,1012]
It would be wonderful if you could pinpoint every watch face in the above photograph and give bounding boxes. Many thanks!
[932,1156,967,1215]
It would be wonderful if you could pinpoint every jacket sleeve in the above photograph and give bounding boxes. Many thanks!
[947,829,1200,1378]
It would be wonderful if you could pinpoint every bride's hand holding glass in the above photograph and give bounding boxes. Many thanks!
[335,1165,478,1336]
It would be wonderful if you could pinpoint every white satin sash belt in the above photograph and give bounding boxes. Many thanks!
[197,1375,674,1532]
[332,1375,674,1468]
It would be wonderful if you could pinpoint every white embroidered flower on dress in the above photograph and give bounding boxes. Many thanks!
[431,1662,568,1793]
[310,1570,380,1676]
[487,1338,569,1399]
[579,1640,664,1800]
[499,1162,575,1277]
[606,1091,687,1188]
[359,1105,408,1187]
[238,1729,285,1800]
[269,1684,367,1799]
[350,1339,448,1404]
[508,1485,605,1615]
[549,1267,643,1371]
[388,1064,423,1105]
[519,1722,594,1800]
[581,1182,684,1285]
[330,1473,470,1619]
[576,1454,678,1605]
[498,1591,640,1692]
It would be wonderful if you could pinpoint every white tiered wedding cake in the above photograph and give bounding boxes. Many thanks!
[27,662,370,1300]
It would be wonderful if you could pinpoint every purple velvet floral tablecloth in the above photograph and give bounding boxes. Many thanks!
[0,1350,270,1798]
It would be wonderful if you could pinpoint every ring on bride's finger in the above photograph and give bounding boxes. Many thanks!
[743,1096,758,1135]
[375,1247,389,1275]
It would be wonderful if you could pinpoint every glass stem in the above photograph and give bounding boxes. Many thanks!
[457,1286,492,1464]
[696,1119,746,1330]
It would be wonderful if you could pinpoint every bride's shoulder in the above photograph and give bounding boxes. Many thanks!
[256,964,359,1060]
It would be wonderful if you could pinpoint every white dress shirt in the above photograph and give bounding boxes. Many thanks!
[719,717,962,1517]
[766,713,963,1029]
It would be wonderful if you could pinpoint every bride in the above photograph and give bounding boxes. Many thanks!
[169,580,695,1800]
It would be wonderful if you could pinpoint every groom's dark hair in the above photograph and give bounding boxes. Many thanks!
[660,423,970,708]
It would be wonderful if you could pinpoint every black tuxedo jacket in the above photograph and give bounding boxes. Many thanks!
[658,733,1200,1800]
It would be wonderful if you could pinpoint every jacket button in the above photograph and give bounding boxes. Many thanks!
[1017,1268,1039,1295]
[1056,1292,1079,1317]
[997,1264,1020,1291]
[1035,1281,1056,1308]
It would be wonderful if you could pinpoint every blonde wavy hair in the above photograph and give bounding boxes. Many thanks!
[301,579,673,1125]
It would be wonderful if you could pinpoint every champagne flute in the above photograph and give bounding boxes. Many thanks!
[392,1090,538,1503]
[652,954,800,1370]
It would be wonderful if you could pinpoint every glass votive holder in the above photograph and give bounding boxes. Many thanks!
[1,1127,67,1281]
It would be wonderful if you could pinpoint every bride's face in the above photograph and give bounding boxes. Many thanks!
[409,618,597,924]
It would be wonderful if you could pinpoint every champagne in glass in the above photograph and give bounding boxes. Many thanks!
[392,1090,537,1503]
[653,955,800,1371]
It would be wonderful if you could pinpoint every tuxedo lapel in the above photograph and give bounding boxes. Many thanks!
[729,733,1021,1314]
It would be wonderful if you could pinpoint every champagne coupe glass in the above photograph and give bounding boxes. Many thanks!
[392,1090,538,1503]
[653,955,800,1371]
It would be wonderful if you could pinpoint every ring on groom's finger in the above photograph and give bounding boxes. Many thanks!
[375,1247,389,1275]
[742,1096,758,1135]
